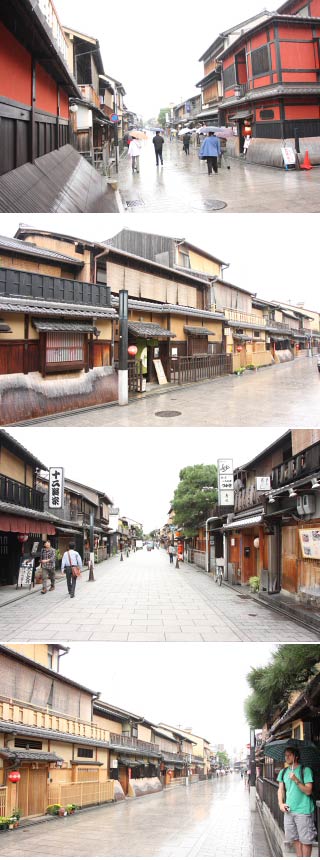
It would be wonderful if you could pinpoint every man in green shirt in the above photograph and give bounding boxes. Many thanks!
[277,746,316,856]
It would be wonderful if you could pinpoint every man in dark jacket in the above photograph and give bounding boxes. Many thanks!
[153,130,164,165]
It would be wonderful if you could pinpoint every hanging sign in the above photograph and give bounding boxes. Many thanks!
[218,459,234,507]
[49,467,64,509]
[299,528,320,560]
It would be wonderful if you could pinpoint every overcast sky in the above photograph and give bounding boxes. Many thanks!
[54,0,270,118]
[9,427,283,531]
[2,213,318,310]
[60,642,275,754]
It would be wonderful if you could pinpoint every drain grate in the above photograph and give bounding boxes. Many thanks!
[126,198,145,208]
[155,410,182,418]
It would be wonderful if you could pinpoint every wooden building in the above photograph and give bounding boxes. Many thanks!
[63,28,114,157]
[224,430,320,599]
[217,0,320,165]
[0,0,80,176]
[93,702,162,797]
[0,430,56,586]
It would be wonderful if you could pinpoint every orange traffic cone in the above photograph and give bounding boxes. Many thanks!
[300,150,312,170]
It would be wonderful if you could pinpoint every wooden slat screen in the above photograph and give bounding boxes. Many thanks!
[46,332,84,364]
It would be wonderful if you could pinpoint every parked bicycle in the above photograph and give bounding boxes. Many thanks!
[214,563,224,586]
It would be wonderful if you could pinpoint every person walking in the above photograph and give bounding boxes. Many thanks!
[40,540,56,593]
[61,541,83,599]
[153,130,164,166]
[128,138,142,173]
[168,545,174,564]
[277,746,316,857]
[199,132,221,175]
[182,133,191,155]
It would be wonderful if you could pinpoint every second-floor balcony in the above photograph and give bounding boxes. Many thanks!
[109,732,160,755]
[79,85,101,109]
[223,308,266,328]
[271,441,320,490]
[235,486,265,513]
[0,696,110,745]
[0,474,44,512]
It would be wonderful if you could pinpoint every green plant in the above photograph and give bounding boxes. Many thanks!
[249,576,260,592]
[0,816,9,831]
[66,804,78,814]
[46,804,61,816]
[11,808,22,821]
[234,366,246,375]
[246,363,256,370]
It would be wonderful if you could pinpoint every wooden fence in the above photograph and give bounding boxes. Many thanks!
[48,780,114,808]
[0,786,7,816]
[171,354,232,385]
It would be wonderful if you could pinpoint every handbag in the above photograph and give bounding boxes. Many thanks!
[68,551,81,578]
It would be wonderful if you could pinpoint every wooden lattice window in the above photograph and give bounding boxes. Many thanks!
[46,332,84,365]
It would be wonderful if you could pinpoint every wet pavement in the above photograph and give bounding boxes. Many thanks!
[0,548,317,643]
[118,136,320,213]
[27,355,320,427]
[0,775,271,856]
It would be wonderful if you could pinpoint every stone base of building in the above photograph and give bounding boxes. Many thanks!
[128,777,163,798]
[0,366,118,424]
[226,136,320,168]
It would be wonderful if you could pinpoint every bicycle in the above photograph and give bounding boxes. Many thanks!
[214,565,223,586]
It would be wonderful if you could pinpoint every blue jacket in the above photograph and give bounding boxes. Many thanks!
[199,136,221,158]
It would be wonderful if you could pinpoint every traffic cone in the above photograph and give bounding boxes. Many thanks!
[300,150,312,170]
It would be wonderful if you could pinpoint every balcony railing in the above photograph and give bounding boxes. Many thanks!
[0,474,44,512]
[271,441,320,490]
[234,486,265,513]
[224,308,266,327]
[78,85,101,109]
[264,317,292,332]
[257,777,284,832]
[109,733,160,754]
[0,697,110,744]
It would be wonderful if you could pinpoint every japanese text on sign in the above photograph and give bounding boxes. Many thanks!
[49,467,64,509]
[217,458,234,507]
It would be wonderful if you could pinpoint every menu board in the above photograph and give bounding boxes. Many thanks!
[153,359,167,385]
[17,559,34,587]
[299,528,320,560]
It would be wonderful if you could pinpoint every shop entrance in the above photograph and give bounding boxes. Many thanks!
[0,533,21,585]
[16,765,48,817]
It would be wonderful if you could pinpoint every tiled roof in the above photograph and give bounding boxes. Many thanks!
[184,326,214,336]
[0,500,60,521]
[0,721,110,749]
[112,296,225,320]
[32,320,99,334]
[0,748,63,763]
[0,295,117,319]
[0,234,84,266]
[128,322,176,338]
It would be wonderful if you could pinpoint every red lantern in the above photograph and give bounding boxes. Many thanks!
[128,345,138,357]
[236,346,242,353]
[17,534,28,543]
[8,771,20,783]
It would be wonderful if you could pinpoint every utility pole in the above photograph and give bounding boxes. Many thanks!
[118,289,128,405]
[88,512,95,580]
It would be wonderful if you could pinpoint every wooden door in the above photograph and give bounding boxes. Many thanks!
[281,526,298,592]
[241,535,255,583]
[17,766,48,817]
[118,766,129,796]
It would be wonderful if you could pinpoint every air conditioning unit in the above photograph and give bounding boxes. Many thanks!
[297,495,304,516]
[302,495,316,515]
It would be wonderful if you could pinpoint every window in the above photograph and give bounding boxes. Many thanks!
[179,251,190,269]
[253,331,261,338]
[260,109,274,120]
[14,738,42,750]
[223,64,236,90]
[251,45,270,77]
[293,725,301,739]
[77,748,94,758]
[46,332,84,365]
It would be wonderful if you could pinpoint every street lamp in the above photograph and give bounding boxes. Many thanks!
[118,289,128,406]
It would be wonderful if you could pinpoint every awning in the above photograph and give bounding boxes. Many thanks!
[223,514,263,530]
[119,758,146,767]
[0,748,63,763]
[56,526,83,535]
[0,514,56,535]
[128,322,176,339]
[233,335,252,343]
[273,337,290,343]
[184,326,214,336]
[32,321,99,334]
[229,110,253,121]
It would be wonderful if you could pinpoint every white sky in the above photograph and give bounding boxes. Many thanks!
[9,427,284,532]
[1,213,319,310]
[60,642,275,754]
[54,0,270,118]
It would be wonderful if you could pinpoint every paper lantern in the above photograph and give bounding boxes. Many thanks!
[18,534,28,543]
[128,345,138,357]
[8,771,20,783]
[236,346,242,353]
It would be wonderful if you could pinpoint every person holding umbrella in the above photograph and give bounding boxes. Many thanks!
[199,131,221,175]
[276,745,317,856]
[182,132,191,155]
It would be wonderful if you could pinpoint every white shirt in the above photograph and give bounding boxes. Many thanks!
[61,549,82,571]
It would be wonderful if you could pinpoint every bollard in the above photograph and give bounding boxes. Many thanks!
[175,556,179,569]
[88,560,95,581]
[120,552,123,562]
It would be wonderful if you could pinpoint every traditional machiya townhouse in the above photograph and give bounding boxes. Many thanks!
[217,0,320,166]
[0,430,58,587]
[0,645,114,819]
[93,702,162,798]
[223,430,320,601]
[0,233,118,423]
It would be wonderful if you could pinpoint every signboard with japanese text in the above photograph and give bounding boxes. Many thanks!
[217,459,233,477]
[18,559,34,588]
[299,528,320,560]
[49,467,64,509]
[256,477,271,491]
[219,473,234,491]
[281,146,296,166]
[219,490,235,507]
[153,359,167,385]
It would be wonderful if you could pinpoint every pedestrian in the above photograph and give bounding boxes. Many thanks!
[153,130,164,166]
[277,746,316,857]
[40,540,56,594]
[182,133,191,155]
[199,132,221,175]
[168,545,174,564]
[243,135,251,159]
[61,541,82,599]
[128,138,142,173]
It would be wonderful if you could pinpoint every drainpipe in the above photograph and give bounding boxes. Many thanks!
[205,517,220,573]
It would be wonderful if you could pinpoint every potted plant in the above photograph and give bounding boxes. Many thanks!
[66,804,78,815]
[46,804,61,816]
[58,807,67,817]
[55,549,62,570]
[0,816,9,831]
[249,575,260,593]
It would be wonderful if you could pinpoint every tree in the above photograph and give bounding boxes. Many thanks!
[171,464,218,537]
[244,645,320,729]
[157,107,170,128]
[216,750,230,767]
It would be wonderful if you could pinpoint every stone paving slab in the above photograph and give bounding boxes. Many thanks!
[28,355,320,428]
[0,548,317,643]
[0,775,271,856]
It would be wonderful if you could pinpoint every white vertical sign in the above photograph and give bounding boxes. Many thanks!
[49,467,64,509]
[218,459,234,507]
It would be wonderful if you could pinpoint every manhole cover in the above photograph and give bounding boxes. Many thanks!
[194,199,228,211]
[155,410,182,418]
[237,594,251,600]
[126,199,145,208]
[248,613,257,617]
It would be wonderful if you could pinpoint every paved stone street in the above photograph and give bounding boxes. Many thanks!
[0,548,317,642]
[118,136,320,213]
[0,775,271,856]
[27,354,320,427]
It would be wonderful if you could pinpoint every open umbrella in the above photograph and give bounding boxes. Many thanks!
[178,128,193,137]
[215,128,234,139]
[264,739,320,768]
[130,130,148,140]
[198,126,221,134]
